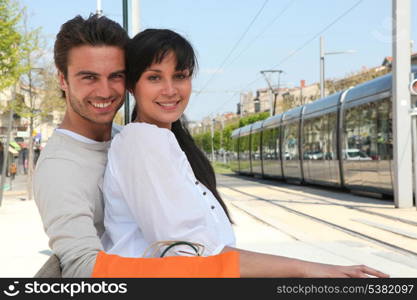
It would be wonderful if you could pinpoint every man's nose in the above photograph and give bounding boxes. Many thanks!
[96,80,113,98]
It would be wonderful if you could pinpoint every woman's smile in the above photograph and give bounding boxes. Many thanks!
[155,99,182,111]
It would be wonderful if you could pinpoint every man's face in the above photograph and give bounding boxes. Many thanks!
[59,45,126,128]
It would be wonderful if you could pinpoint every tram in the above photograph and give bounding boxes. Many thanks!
[230,66,417,197]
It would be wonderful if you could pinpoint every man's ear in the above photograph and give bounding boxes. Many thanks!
[58,72,68,92]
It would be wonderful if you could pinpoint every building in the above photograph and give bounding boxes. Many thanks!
[0,81,64,157]
[381,52,417,67]
[239,80,321,116]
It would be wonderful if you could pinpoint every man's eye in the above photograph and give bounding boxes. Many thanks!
[83,76,96,80]
[111,74,125,79]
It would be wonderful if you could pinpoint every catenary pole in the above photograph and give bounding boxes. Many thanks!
[122,0,130,124]
[320,36,325,99]
[96,0,102,16]
[392,0,413,207]
[131,0,140,36]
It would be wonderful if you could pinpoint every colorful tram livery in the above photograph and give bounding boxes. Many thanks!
[230,66,417,198]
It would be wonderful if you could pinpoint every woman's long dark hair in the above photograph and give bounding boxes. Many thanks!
[127,29,232,223]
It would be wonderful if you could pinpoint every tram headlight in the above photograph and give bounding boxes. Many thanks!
[410,79,417,95]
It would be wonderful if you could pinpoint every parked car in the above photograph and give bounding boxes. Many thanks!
[343,149,372,160]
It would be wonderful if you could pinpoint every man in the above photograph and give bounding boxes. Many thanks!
[33,14,239,278]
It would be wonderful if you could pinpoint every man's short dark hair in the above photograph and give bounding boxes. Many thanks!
[54,14,129,96]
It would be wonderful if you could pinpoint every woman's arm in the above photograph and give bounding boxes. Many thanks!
[222,246,389,278]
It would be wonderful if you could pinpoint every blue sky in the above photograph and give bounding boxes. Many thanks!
[20,0,417,122]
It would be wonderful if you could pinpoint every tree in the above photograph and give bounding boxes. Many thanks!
[0,0,23,91]
[13,11,65,200]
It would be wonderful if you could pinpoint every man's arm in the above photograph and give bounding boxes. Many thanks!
[34,158,103,277]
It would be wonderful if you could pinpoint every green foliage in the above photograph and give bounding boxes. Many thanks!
[193,131,212,153]
[222,123,239,151]
[0,0,23,90]
[238,111,269,127]
[211,161,232,174]
[193,112,270,154]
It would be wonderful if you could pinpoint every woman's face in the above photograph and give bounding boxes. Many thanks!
[132,52,192,129]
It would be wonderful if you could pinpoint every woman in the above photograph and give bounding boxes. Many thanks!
[103,29,388,278]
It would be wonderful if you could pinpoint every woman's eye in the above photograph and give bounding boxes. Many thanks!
[148,75,160,81]
[174,73,187,80]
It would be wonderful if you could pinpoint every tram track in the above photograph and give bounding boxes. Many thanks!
[219,182,417,259]
[264,185,417,227]
[227,174,417,227]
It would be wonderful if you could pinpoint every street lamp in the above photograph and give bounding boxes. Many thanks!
[260,69,284,116]
[320,36,356,99]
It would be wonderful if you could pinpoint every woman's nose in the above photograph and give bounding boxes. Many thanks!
[161,80,177,96]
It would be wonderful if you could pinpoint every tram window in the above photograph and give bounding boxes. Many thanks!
[244,135,250,160]
[376,98,392,160]
[263,128,277,160]
[303,119,312,160]
[251,132,261,159]
[284,123,299,160]
[239,135,248,160]
[232,136,238,160]
[328,112,337,160]
[275,127,281,160]
[262,128,270,160]
[360,102,378,159]
[309,117,323,160]
[321,114,329,161]
[344,106,361,159]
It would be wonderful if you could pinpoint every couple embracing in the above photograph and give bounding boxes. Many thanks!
[34,14,387,278]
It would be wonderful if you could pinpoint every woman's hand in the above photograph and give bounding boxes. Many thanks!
[303,262,390,278]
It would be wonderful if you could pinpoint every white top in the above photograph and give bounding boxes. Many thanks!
[55,129,101,144]
[103,122,235,258]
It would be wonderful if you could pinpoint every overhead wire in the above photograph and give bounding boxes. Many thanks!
[226,0,296,67]
[192,0,270,101]
[207,0,364,117]
[191,0,291,116]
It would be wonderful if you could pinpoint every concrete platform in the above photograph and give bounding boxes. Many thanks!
[1,173,416,278]
[218,173,417,278]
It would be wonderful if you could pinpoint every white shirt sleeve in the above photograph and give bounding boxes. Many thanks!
[107,123,226,256]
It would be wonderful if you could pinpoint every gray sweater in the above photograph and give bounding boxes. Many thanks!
[34,131,111,277]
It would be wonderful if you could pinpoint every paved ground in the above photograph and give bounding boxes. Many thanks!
[0,174,302,277]
[0,174,49,277]
[218,173,417,278]
[1,172,416,278]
